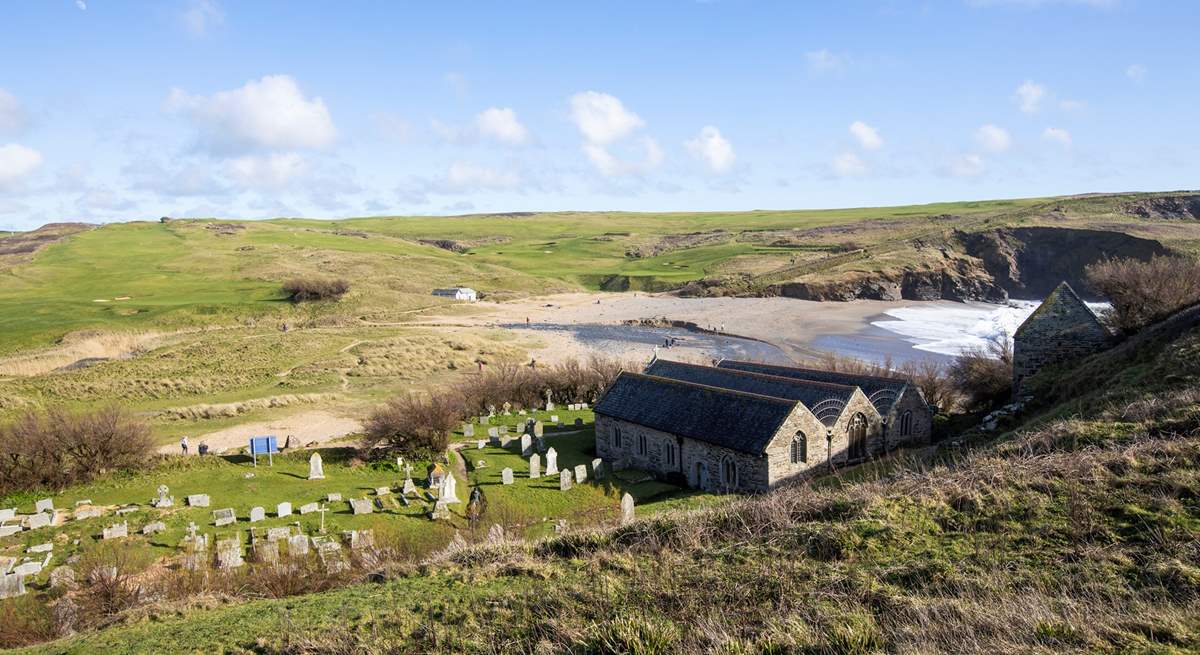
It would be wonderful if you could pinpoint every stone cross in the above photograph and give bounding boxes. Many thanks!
[574,464,588,484]
[559,469,573,491]
[307,453,325,480]
[501,468,514,485]
[529,453,541,479]
[545,447,559,476]
[544,389,554,411]
[620,493,635,525]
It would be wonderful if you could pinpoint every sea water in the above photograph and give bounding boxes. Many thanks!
[870,301,1039,357]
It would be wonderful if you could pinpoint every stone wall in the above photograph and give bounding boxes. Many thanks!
[884,387,933,449]
[1013,284,1111,392]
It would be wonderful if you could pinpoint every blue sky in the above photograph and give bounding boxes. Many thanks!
[0,0,1196,230]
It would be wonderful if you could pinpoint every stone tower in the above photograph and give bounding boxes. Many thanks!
[1012,281,1111,394]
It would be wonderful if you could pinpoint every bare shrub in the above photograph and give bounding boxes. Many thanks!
[455,355,629,414]
[0,596,56,649]
[896,359,961,413]
[282,277,350,303]
[74,542,154,627]
[362,393,462,456]
[1086,255,1200,334]
[948,337,1012,410]
[0,406,154,495]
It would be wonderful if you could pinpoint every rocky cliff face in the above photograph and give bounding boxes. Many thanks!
[1122,194,1200,221]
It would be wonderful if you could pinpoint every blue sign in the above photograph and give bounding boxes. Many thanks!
[249,436,279,455]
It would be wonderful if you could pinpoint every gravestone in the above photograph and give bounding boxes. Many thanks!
[34,498,53,514]
[518,410,527,416]
[559,469,573,491]
[298,502,318,515]
[477,440,486,449]
[574,464,588,484]
[27,543,52,554]
[0,508,15,522]
[500,436,514,450]
[74,499,92,506]
[580,403,589,410]
[487,523,506,543]
[430,501,450,520]
[545,389,554,411]
[26,513,51,530]
[288,534,310,556]
[255,540,280,564]
[213,508,236,527]
[327,493,342,502]
[501,468,514,485]
[520,434,533,457]
[375,486,391,496]
[529,453,541,479]
[463,423,475,437]
[0,526,20,538]
[102,522,128,540]
[277,502,292,518]
[13,561,43,576]
[488,427,499,438]
[50,566,75,589]
[592,458,604,479]
[620,493,635,525]
[116,505,138,515]
[0,574,25,600]
[187,494,210,507]
[142,521,166,535]
[215,538,244,570]
[478,415,490,425]
[550,415,559,423]
[349,498,373,515]
[499,425,510,436]
[248,507,266,523]
[154,485,173,508]
[476,459,487,468]
[307,453,325,480]
[342,529,375,550]
[74,507,102,520]
[266,526,292,542]
[440,473,460,504]
[401,478,417,495]
[533,421,544,438]
[545,448,559,476]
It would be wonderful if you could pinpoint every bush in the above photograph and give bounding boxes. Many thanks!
[0,406,154,495]
[948,337,1012,410]
[362,393,462,457]
[1086,255,1200,334]
[281,277,350,303]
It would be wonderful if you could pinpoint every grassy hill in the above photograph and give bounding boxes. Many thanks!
[10,306,1200,654]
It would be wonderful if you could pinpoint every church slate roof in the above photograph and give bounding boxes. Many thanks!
[593,372,798,455]
[1013,281,1109,338]
[716,360,910,414]
[645,359,856,410]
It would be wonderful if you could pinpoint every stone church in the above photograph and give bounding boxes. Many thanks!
[1012,281,1113,393]
[593,359,932,493]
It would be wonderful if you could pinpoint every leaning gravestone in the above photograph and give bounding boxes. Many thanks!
[501,468,514,485]
[277,502,292,518]
[620,493,635,526]
[349,498,373,515]
[27,513,51,530]
[545,447,559,476]
[102,522,128,540]
[187,494,210,507]
[592,458,604,479]
[520,434,533,457]
[34,498,53,514]
[248,507,266,523]
[574,464,588,484]
[307,453,325,480]
[213,508,236,527]
[298,502,318,515]
[0,573,25,600]
[559,469,573,491]
[529,453,541,479]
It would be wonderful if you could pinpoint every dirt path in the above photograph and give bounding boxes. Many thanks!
[161,409,363,455]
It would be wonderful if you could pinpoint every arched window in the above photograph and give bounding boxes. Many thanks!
[791,432,807,464]
[613,427,623,449]
[665,442,678,466]
[849,413,868,460]
[637,434,647,456]
[900,411,913,436]
[721,456,738,489]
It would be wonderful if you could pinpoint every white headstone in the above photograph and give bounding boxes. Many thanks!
[574,464,588,484]
[533,421,544,437]
[560,469,573,491]
[27,543,52,554]
[73,507,102,520]
[102,522,128,540]
[213,508,236,526]
[307,453,325,480]
[0,508,16,522]
[154,485,173,508]
[488,427,499,438]
[0,526,20,538]
[476,440,486,449]
[440,473,460,504]
[463,423,475,437]
[215,538,244,569]
[142,521,166,535]
[501,468,514,485]
[248,507,266,523]
[592,458,604,478]
[349,498,373,515]
[298,502,318,515]
[529,453,541,479]
[187,494,210,507]
[620,493,635,525]
[550,415,559,423]
[0,573,25,599]
[327,492,342,502]
[545,447,559,476]
[34,498,53,514]
[26,513,51,530]
[277,502,292,518]
[520,434,533,457]
[375,486,391,496]
[402,478,418,495]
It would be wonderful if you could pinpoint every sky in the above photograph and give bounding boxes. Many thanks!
[0,0,1197,230]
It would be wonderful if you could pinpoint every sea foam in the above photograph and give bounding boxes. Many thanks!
[871,301,1039,357]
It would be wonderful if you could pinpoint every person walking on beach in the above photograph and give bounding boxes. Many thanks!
[180,435,189,455]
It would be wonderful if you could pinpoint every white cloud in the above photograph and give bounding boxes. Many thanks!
[805,49,844,73]
[443,161,522,191]
[226,153,308,190]
[75,0,86,10]
[166,75,337,153]
[569,91,644,145]
[685,126,736,174]
[975,124,1012,152]
[948,153,986,177]
[1014,80,1045,114]
[0,143,43,188]
[849,121,883,150]
[1042,127,1072,146]
[182,0,224,38]
[583,138,663,177]
[831,151,867,177]
[475,107,530,145]
[1125,64,1147,81]
[0,90,24,133]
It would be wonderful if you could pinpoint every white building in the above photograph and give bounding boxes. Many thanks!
[432,287,478,302]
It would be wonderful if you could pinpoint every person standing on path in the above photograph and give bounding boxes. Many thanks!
[180,435,189,455]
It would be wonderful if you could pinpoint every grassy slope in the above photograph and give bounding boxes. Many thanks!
[17,313,1200,654]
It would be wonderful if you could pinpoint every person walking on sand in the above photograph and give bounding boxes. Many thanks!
[180,435,189,455]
